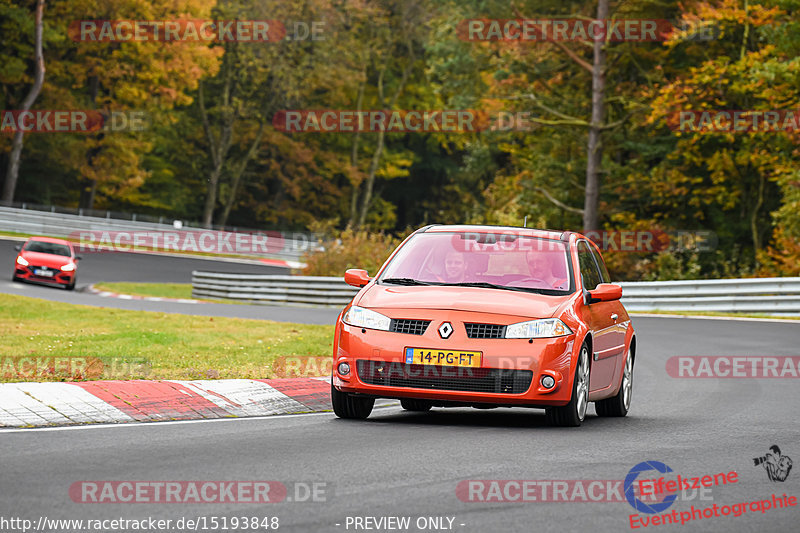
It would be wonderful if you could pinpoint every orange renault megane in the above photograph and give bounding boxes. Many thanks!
[331,225,636,427]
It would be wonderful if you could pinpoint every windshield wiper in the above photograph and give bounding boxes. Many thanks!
[441,282,544,293]
[382,278,433,286]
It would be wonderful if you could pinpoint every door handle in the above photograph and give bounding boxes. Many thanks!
[611,313,618,321]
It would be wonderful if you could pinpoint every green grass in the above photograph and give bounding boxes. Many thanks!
[0,293,334,382]
[629,310,800,320]
[93,282,193,300]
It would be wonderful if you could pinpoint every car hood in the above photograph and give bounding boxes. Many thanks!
[20,251,73,267]
[356,283,568,318]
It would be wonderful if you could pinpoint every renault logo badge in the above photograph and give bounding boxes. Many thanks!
[438,322,453,339]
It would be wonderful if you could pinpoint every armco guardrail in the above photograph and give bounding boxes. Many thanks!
[0,205,314,263]
[191,273,800,314]
[192,273,360,306]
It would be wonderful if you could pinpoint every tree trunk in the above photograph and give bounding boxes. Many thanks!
[751,172,765,269]
[354,40,414,228]
[2,0,46,203]
[347,71,366,229]
[199,73,235,229]
[582,0,608,233]
[219,123,264,227]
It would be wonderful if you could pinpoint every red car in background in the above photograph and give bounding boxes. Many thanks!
[331,225,636,427]
[13,237,80,290]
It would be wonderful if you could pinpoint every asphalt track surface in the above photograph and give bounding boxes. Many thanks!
[1,317,798,532]
[1,237,339,324]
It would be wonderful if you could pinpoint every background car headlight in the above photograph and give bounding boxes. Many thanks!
[505,318,572,339]
[342,306,391,331]
[61,263,76,272]
[16,256,29,266]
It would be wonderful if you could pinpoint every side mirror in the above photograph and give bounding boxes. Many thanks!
[75,255,83,261]
[14,245,21,251]
[344,268,370,288]
[588,283,622,303]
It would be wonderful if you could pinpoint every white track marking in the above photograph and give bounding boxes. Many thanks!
[170,379,307,416]
[0,384,71,425]
[13,382,134,424]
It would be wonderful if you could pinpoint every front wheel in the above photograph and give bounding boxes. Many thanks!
[545,343,590,427]
[331,382,374,419]
[595,349,633,417]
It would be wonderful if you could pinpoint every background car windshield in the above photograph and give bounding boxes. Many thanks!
[24,241,71,257]
[380,232,571,292]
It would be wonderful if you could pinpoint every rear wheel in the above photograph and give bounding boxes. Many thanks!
[595,349,633,417]
[331,382,374,419]
[545,343,590,427]
[400,398,432,412]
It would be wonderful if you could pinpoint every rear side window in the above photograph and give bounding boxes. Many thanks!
[590,246,611,283]
[577,240,602,290]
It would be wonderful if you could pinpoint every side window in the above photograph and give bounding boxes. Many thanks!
[590,246,611,284]
[577,241,602,290]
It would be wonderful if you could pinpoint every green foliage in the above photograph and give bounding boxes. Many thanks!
[302,228,404,277]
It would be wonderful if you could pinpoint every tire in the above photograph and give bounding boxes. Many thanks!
[595,349,633,417]
[545,343,590,427]
[331,382,374,419]
[400,398,432,412]
[66,279,76,291]
[12,275,21,283]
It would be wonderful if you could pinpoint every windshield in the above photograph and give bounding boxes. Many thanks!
[24,241,71,257]
[380,232,572,294]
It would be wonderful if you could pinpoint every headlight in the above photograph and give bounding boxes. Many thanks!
[16,256,29,266]
[61,263,76,272]
[505,318,573,339]
[342,306,391,331]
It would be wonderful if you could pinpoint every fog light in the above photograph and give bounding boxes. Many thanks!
[540,375,556,389]
[338,362,350,375]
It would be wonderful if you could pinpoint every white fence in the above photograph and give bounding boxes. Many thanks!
[191,272,800,315]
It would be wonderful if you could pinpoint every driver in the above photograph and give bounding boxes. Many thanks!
[526,249,568,289]
[443,250,467,283]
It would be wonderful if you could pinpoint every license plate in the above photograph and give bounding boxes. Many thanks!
[34,269,54,277]
[405,348,482,367]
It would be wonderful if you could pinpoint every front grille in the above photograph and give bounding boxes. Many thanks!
[28,266,59,278]
[356,360,532,394]
[389,319,430,335]
[465,323,507,339]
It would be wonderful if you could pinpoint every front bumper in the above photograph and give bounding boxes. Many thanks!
[333,312,577,407]
[14,266,74,286]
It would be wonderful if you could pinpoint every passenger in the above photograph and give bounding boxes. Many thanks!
[526,250,568,289]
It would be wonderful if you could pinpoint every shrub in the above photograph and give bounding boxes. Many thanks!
[302,228,404,277]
